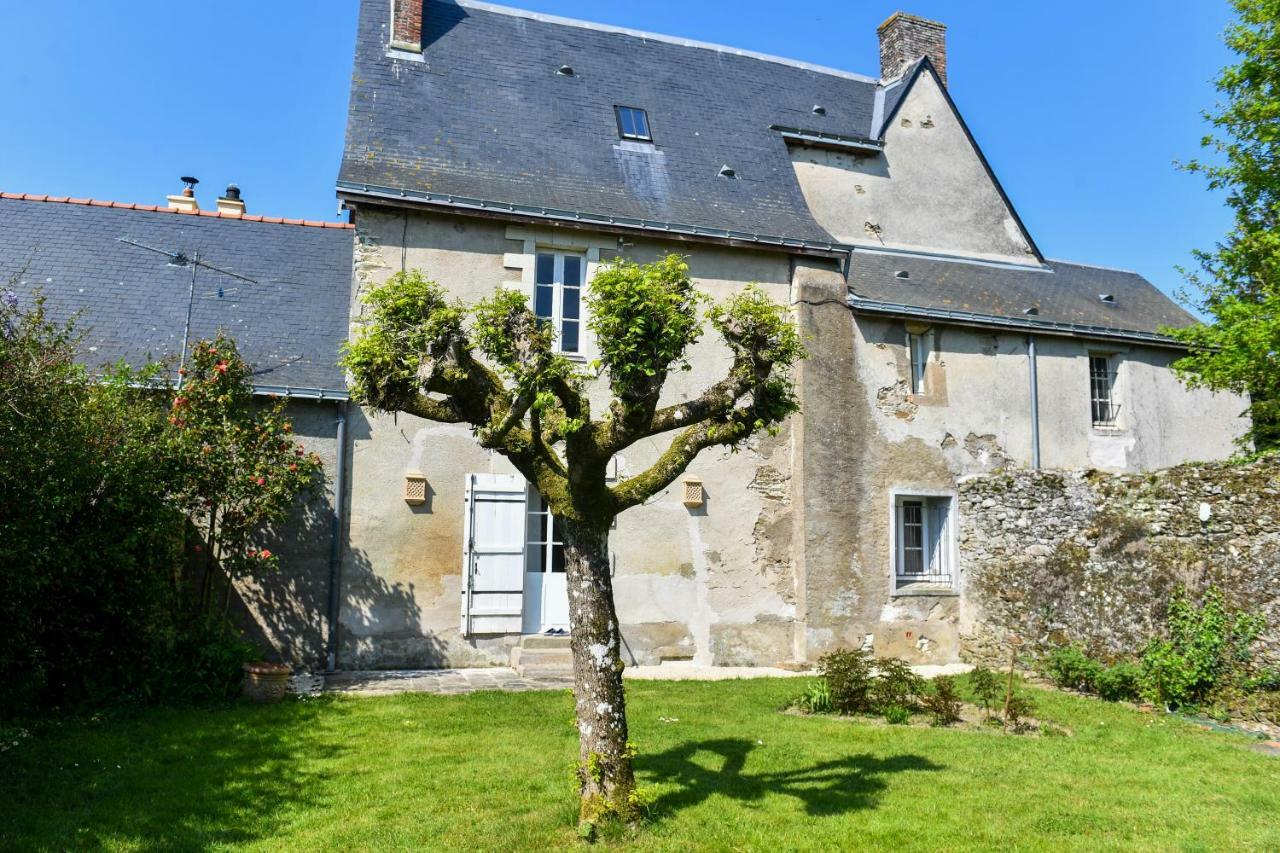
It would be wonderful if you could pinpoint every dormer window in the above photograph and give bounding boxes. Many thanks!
[615,106,652,142]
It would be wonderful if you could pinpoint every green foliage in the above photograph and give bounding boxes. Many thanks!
[872,658,925,713]
[1140,586,1264,709]
[1044,645,1104,693]
[882,705,911,725]
[922,676,964,726]
[586,255,703,400]
[1167,0,1280,449]
[168,336,324,607]
[343,271,465,412]
[1094,662,1142,703]
[968,666,1002,716]
[816,649,875,715]
[1003,692,1036,727]
[794,680,833,714]
[0,292,313,714]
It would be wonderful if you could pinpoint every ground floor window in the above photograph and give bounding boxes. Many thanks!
[524,487,565,575]
[893,493,955,589]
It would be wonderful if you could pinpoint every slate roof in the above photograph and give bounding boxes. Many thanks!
[339,0,880,246]
[0,195,354,396]
[339,0,1194,345]
[847,251,1196,344]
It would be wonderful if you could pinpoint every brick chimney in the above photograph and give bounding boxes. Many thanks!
[390,0,422,52]
[878,12,947,86]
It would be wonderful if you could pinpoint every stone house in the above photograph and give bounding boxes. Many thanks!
[2,0,1250,672]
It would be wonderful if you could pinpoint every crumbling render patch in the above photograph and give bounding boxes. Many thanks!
[963,432,1011,467]
[876,379,918,420]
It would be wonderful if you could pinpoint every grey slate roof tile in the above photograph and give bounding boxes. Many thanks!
[847,252,1195,339]
[0,197,353,394]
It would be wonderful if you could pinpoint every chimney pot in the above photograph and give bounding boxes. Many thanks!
[167,176,200,212]
[390,0,423,52]
[216,184,247,216]
[878,12,947,86]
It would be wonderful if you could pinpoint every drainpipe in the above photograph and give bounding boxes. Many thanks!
[325,400,348,672]
[1027,335,1041,470]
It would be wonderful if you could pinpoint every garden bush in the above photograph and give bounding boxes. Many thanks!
[1140,586,1264,709]
[1044,645,1103,693]
[872,658,925,712]
[1094,662,1142,702]
[922,676,963,726]
[0,290,319,715]
[816,649,875,714]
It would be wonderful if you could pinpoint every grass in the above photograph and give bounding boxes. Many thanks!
[2,677,1278,851]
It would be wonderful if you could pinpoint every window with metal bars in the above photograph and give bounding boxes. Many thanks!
[534,252,584,355]
[1089,354,1119,427]
[893,494,954,589]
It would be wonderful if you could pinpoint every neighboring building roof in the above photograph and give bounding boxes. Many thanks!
[846,250,1196,346]
[0,194,354,397]
[339,0,880,248]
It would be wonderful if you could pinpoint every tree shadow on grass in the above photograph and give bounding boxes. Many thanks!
[640,738,941,819]
[1,698,355,849]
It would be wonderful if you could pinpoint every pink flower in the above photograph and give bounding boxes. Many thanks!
[259,549,273,559]
[256,477,266,486]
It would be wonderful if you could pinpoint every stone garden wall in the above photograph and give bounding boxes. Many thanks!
[959,456,1280,668]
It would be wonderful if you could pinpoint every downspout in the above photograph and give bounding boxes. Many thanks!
[325,400,348,672]
[1027,335,1041,470]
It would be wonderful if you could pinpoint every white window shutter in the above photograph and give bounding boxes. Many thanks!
[461,473,527,636]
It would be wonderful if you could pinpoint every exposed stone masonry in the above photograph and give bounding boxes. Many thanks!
[960,456,1280,668]
[878,12,947,85]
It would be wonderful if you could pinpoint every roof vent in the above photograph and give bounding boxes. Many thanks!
[894,270,910,280]
[812,105,827,116]
[718,165,737,179]
[166,175,200,212]
[556,64,575,76]
[1024,307,1040,316]
[1099,293,1116,305]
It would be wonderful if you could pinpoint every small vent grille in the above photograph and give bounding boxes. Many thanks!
[404,471,428,505]
[682,478,704,508]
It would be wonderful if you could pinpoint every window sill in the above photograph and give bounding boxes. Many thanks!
[891,582,958,598]
[1091,425,1125,434]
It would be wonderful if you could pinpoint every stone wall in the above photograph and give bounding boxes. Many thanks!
[960,456,1280,668]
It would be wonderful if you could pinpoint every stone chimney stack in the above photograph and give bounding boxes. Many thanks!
[390,0,423,52]
[216,184,246,216]
[877,12,947,86]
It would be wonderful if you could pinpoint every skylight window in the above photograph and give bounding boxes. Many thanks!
[615,106,652,142]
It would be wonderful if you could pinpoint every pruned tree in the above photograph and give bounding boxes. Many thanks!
[342,254,804,826]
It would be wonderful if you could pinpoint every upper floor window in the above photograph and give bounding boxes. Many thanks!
[907,331,931,394]
[534,252,584,355]
[1089,353,1119,427]
[893,493,955,590]
[615,106,652,142]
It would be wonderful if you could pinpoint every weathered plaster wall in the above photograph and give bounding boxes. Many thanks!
[340,205,801,668]
[852,317,1248,473]
[790,71,1037,265]
[959,458,1280,669]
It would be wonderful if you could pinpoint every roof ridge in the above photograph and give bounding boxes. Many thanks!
[1046,257,1141,276]
[451,0,880,84]
[0,192,354,230]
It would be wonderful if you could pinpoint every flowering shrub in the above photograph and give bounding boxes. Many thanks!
[166,336,323,614]
[0,289,321,714]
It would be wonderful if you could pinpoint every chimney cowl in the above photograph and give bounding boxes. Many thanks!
[167,176,200,212]
[877,12,947,86]
[216,183,247,216]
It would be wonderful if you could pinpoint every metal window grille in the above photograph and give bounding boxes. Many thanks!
[1090,355,1120,426]
[895,495,954,588]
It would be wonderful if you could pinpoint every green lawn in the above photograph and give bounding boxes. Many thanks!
[3,678,1278,851]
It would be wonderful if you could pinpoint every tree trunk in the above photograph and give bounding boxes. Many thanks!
[561,518,637,827]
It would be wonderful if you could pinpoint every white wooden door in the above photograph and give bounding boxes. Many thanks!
[522,487,571,633]
[460,473,527,636]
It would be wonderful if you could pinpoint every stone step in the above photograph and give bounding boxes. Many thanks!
[519,634,572,650]
[510,646,574,676]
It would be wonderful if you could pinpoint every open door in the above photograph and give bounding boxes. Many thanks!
[460,473,527,636]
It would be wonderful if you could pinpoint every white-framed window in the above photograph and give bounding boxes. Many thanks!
[1089,352,1119,428]
[907,331,931,394]
[892,492,956,591]
[524,487,565,575]
[534,252,585,355]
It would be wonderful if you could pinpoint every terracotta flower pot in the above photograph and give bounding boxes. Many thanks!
[242,661,292,704]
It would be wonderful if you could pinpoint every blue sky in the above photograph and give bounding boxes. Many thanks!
[0,1,1236,301]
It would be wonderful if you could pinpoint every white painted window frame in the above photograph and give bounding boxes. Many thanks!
[907,330,932,394]
[533,251,586,356]
[888,488,958,595]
